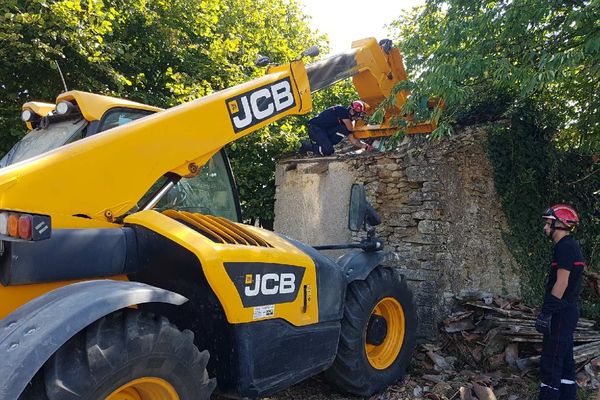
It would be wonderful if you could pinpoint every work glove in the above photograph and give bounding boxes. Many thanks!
[535,311,552,335]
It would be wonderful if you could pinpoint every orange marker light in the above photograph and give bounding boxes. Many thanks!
[7,214,19,237]
[18,215,32,240]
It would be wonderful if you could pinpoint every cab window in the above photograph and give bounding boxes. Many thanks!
[1,117,87,166]
[97,108,154,133]
[154,151,240,222]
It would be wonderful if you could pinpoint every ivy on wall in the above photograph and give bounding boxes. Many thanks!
[487,102,600,319]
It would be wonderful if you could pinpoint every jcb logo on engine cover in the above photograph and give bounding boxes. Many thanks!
[244,273,296,297]
[224,262,305,307]
[226,78,296,133]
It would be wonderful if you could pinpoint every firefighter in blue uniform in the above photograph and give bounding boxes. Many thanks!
[536,204,585,400]
[299,100,373,156]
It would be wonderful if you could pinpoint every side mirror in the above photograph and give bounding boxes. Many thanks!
[301,46,320,58]
[255,55,271,67]
[348,184,367,231]
[293,46,320,62]
[348,183,382,232]
[365,203,381,226]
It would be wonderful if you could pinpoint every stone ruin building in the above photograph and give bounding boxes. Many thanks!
[274,127,520,339]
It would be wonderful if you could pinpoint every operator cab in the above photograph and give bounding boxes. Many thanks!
[1,91,160,168]
[0,91,241,224]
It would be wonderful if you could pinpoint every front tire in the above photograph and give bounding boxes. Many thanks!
[326,267,417,396]
[21,310,215,400]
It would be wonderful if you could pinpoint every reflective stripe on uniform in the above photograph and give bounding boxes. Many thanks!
[541,383,559,390]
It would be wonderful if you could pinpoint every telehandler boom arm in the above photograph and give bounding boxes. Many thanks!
[0,38,416,225]
[0,60,311,223]
[307,38,438,138]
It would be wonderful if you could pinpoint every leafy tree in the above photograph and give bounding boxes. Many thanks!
[0,0,228,146]
[389,0,600,313]
[0,0,117,150]
[0,0,333,226]
[388,0,599,143]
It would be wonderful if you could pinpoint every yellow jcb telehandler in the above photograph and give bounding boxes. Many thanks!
[0,38,429,400]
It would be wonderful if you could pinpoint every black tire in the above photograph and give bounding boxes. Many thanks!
[20,310,215,400]
[325,267,417,396]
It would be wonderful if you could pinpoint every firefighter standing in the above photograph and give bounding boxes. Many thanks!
[536,204,585,400]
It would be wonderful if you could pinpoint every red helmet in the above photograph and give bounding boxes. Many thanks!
[349,100,367,120]
[542,204,580,228]
[350,100,366,113]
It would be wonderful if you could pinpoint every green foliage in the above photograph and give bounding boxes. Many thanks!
[487,103,600,317]
[389,0,600,145]
[390,0,600,318]
[227,121,299,229]
[0,0,330,226]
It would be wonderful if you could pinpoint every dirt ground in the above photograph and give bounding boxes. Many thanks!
[213,293,600,400]
[213,364,539,400]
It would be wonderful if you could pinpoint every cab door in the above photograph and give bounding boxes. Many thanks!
[152,150,242,222]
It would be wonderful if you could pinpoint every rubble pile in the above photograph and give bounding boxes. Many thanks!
[374,294,600,400]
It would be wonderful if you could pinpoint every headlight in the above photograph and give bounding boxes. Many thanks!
[21,109,33,122]
[56,100,77,115]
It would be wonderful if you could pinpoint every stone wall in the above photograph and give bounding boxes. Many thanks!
[274,126,520,339]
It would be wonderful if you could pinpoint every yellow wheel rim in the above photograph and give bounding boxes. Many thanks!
[365,297,405,370]
[106,377,180,400]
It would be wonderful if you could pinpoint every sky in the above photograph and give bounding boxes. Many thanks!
[299,0,425,55]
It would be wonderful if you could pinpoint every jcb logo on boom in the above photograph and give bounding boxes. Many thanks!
[244,273,296,297]
[224,262,305,307]
[226,78,296,133]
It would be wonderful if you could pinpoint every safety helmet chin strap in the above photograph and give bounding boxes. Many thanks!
[349,109,365,121]
[548,219,573,239]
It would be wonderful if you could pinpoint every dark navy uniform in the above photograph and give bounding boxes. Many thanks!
[306,105,351,156]
[539,235,585,400]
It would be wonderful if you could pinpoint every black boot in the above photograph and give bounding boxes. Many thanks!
[558,382,577,400]
[539,385,560,400]
[298,141,313,156]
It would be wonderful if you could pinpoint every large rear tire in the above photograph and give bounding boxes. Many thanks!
[20,310,215,400]
[325,267,417,396]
